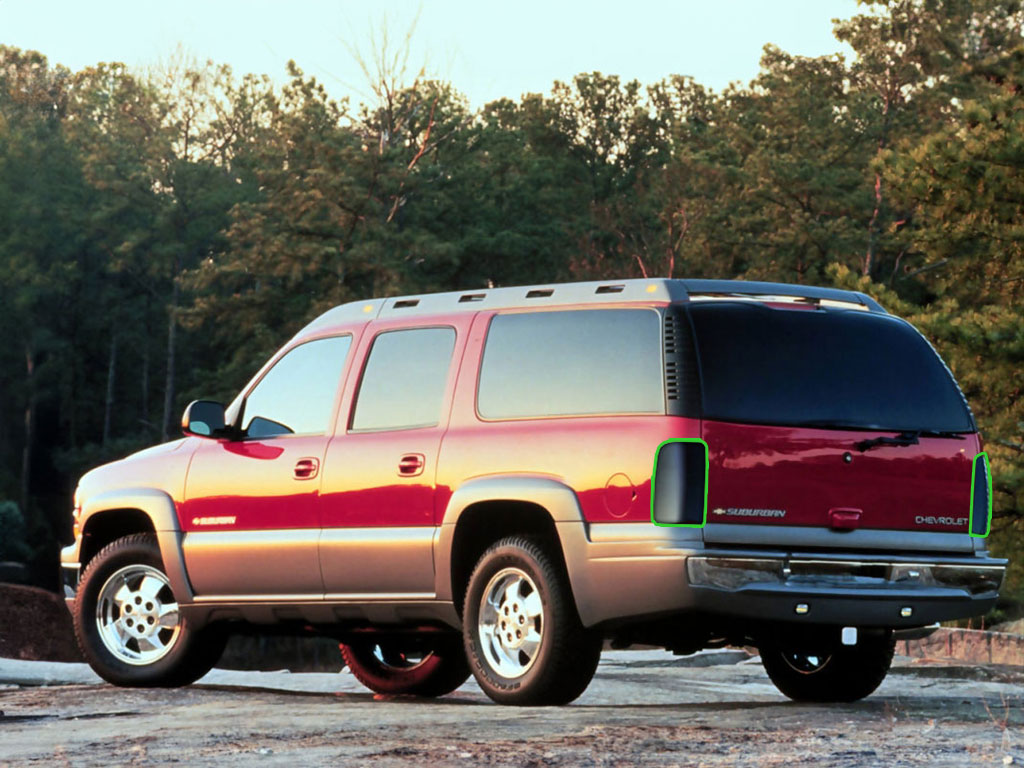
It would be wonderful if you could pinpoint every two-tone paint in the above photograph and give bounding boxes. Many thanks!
[62,278,1006,637]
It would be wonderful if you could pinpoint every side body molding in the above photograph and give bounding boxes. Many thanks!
[66,488,194,605]
[434,474,590,606]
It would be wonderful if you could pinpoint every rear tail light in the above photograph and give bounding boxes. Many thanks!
[651,439,708,526]
[970,453,992,537]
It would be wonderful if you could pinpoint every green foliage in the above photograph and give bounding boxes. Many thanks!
[0,501,30,562]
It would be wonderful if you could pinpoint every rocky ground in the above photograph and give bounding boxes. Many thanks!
[1,651,1023,767]
[2,583,1023,767]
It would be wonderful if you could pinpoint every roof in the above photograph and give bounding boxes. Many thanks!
[300,278,886,334]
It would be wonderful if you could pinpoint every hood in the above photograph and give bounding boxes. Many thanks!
[77,438,195,509]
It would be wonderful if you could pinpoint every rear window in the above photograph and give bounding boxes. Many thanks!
[688,303,974,432]
[477,309,664,419]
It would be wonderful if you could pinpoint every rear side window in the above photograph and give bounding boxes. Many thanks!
[688,303,974,432]
[351,327,456,431]
[477,309,664,419]
[243,335,351,437]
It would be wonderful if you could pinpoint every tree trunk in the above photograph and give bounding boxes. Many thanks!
[864,83,894,279]
[20,343,35,517]
[161,278,179,443]
[103,332,117,446]
[141,338,150,431]
[863,172,882,278]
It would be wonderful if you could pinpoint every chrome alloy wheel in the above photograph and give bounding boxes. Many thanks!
[477,567,544,679]
[780,651,833,674]
[95,564,181,665]
[371,644,432,670]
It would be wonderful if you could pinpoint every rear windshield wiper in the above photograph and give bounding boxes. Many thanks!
[855,430,967,452]
[914,430,967,440]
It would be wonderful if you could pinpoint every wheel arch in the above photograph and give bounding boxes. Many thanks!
[68,488,193,603]
[435,475,590,621]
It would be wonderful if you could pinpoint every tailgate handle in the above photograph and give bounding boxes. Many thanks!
[828,508,862,531]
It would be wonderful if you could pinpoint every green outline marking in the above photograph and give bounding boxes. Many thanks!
[651,438,709,528]
[969,452,992,538]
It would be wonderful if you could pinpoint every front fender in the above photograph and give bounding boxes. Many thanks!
[63,488,193,604]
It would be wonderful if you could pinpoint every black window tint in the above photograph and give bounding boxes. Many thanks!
[478,310,664,419]
[244,336,351,436]
[351,328,456,431]
[689,303,974,432]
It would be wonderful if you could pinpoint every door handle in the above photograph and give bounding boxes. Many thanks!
[294,457,320,480]
[398,453,425,477]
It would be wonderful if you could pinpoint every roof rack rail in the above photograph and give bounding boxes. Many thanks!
[679,279,885,313]
[299,278,885,334]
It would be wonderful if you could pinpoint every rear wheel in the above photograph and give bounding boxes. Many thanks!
[760,631,895,702]
[73,533,226,687]
[462,536,602,706]
[339,634,470,696]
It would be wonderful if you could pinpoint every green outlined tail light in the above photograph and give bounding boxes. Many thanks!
[970,452,992,538]
[651,438,709,527]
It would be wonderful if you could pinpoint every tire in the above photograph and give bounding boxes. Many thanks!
[462,536,602,706]
[759,631,896,702]
[73,533,226,687]
[339,634,470,697]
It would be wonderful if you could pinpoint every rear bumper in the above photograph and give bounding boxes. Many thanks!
[686,554,1004,627]
[565,523,1006,629]
[688,582,999,628]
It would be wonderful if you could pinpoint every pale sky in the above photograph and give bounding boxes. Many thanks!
[0,0,862,108]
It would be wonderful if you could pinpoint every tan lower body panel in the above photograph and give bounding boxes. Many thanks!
[560,522,700,627]
[182,530,322,596]
[319,527,435,596]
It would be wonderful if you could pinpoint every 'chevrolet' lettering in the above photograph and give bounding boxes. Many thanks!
[915,515,968,526]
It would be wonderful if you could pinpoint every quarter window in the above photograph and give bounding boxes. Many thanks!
[351,328,456,431]
[243,336,351,438]
[477,309,664,419]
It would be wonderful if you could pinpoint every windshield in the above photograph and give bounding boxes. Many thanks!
[688,303,975,433]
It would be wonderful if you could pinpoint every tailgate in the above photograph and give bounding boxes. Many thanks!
[703,420,977,534]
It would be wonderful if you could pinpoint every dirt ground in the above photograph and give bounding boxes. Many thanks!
[2,584,1022,766]
[1,653,1022,767]
[0,585,81,663]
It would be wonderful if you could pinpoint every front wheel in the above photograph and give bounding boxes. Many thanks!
[73,534,225,687]
[462,536,602,706]
[339,634,470,697]
[760,630,895,702]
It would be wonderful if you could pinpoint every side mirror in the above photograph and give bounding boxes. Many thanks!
[182,400,227,438]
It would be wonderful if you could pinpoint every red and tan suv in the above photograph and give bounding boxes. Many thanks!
[63,279,1006,705]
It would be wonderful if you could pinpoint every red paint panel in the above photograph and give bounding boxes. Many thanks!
[319,312,475,529]
[181,435,328,531]
[438,416,698,523]
[703,420,978,532]
[319,431,443,527]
